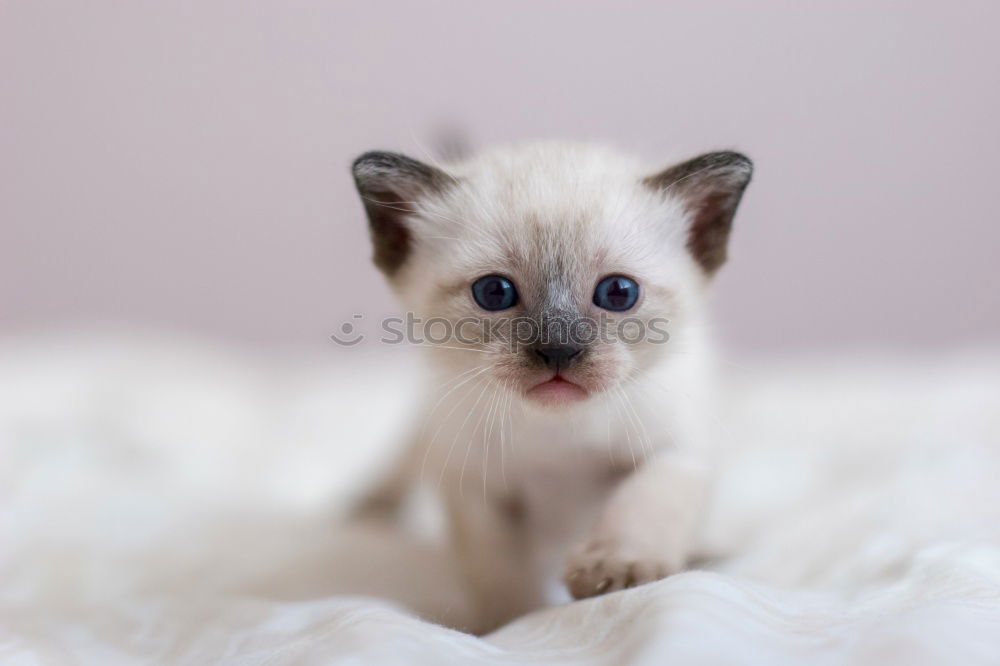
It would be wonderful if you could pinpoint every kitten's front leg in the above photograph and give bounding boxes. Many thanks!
[564,454,709,599]
[446,489,546,634]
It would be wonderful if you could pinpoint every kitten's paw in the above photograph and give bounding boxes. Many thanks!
[563,539,680,600]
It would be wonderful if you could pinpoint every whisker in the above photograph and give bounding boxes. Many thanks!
[618,383,654,460]
[609,389,638,470]
[418,366,492,487]
[417,364,489,438]
[628,375,668,439]
[462,378,496,504]
[480,379,504,503]
[613,386,646,462]
[442,377,493,498]
[427,345,492,354]
[508,382,522,467]
[497,378,511,493]
[604,395,616,467]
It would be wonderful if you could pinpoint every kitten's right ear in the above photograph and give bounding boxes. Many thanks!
[352,151,454,276]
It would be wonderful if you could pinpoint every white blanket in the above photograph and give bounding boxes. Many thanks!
[3,335,1000,664]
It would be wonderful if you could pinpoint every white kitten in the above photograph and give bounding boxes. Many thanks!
[350,142,752,634]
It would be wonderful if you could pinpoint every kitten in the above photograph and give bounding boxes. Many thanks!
[350,142,752,634]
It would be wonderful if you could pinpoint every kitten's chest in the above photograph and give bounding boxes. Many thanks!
[499,424,626,594]
[503,416,628,520]
[505,401,664,476]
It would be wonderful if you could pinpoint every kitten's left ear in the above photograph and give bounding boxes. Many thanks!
[644,151,753,276]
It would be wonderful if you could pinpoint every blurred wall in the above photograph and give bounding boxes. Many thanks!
[2,1,998,352]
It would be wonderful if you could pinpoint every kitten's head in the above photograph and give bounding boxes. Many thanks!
[352,143,751,409]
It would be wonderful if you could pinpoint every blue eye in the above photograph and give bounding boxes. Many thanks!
[593,275,639,311]
[472,275,518,311]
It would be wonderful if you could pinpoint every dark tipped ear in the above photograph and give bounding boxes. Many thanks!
[644,151,753,275]
[352,151,453,276]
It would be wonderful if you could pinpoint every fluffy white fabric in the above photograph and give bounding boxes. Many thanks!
[2,334,1000,664]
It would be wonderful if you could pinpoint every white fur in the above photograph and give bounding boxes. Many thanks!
[357,142,728,633]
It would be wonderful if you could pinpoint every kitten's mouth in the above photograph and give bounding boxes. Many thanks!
[525,374,589,405]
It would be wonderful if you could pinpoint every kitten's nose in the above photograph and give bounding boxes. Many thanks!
[532,345,584,372]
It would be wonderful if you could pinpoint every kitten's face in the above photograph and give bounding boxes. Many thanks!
[353,144,751,409]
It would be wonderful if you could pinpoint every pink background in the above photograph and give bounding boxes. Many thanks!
[2,1,998,352]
